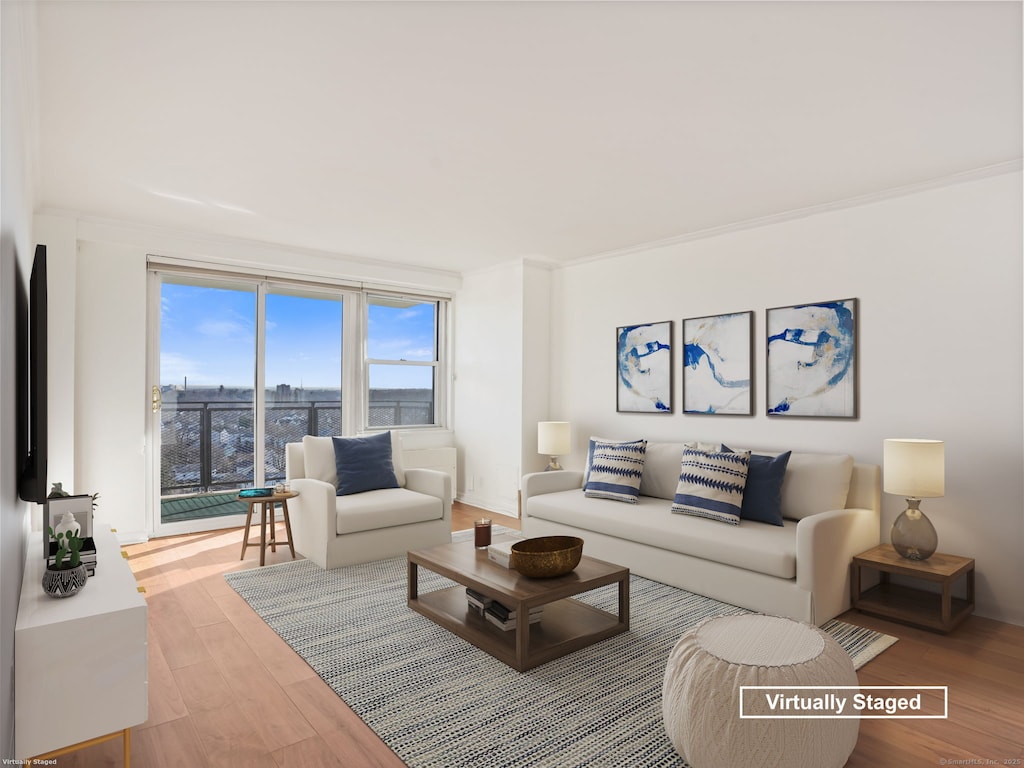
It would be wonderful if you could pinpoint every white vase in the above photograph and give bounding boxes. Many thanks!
[54,512,80,542]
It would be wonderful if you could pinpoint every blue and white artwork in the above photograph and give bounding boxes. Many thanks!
[767,298,857,418]
[683,311,752,415]
[616,321,672,413]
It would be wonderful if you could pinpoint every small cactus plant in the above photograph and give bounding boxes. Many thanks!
[48,526,84,570]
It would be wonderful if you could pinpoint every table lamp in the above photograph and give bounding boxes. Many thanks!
[883,438,944,561]
[538,421,571,471]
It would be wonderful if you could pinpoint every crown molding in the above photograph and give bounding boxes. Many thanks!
[33,209,464,292]
[568,160,1023,268]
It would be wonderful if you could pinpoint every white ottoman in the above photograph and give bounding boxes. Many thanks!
[662,614,859,768]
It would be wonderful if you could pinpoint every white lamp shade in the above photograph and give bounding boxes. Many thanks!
[538,422,571,456]
[883,439,945,498]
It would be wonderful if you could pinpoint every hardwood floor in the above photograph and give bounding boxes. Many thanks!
[450,503,521,534]
[55,504,1021,767]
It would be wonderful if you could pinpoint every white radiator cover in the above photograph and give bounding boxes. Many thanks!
[403,447,457,492]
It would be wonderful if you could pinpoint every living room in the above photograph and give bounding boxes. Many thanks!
[2,1,1022,766]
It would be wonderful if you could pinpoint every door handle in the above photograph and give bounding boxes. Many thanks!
[152,385,162,413]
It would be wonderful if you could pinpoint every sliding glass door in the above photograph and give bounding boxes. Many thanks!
[156,277,257,532]
[263,288,343,484]
[150,274,345,535]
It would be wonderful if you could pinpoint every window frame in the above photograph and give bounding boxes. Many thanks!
[362,293,449,432]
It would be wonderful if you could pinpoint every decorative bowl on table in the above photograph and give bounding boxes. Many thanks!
[510,536,584,578]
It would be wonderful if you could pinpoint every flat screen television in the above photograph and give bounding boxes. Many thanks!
[17,243,47,504]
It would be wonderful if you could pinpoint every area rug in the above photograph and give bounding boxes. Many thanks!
[225,556,896,768]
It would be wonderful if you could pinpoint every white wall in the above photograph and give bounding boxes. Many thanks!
[74,240,148,537]
[548,171,1023,625]
[454,263,525,515]
[521,262,555,477]
[0,0,37,758]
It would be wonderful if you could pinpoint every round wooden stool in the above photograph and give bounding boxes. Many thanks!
[238,491,298,566]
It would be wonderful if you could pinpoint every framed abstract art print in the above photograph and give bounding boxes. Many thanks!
[766,298,857,418]
[682,311,753,415]
[616,321,672,413]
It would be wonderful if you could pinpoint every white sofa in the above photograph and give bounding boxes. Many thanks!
[522,442,880,625]
[285,434,452,569]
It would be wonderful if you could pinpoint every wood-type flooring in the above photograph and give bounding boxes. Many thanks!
[46,502,1023,767]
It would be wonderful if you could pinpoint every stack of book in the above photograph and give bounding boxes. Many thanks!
[47,537,97,576]
[239,488,274,498]
[484,600,543,631]
[466,589,544,630]
[466,588,493,616]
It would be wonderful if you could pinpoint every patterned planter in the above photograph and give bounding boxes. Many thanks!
[42,563,88,598]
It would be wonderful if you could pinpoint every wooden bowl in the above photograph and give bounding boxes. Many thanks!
[510,536,584,578]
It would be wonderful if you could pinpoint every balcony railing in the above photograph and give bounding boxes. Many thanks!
[160,398,432,497]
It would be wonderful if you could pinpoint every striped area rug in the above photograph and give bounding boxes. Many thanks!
[226,555,896,768]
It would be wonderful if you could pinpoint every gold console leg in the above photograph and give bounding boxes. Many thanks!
[27,727,131,766]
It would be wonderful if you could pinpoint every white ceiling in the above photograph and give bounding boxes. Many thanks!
[34,1,1022,275]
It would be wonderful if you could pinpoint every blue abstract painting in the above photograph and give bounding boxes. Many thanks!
[616,321,672,413]
[766,298,857,418]
[683,311,752,415]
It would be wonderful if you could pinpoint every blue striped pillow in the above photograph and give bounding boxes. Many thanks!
[584,439,648,503]
[671,447,750,524]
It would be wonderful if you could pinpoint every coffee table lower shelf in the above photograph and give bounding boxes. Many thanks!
[410,585,626,672]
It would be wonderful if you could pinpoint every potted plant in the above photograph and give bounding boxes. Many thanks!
[42,526,88,598]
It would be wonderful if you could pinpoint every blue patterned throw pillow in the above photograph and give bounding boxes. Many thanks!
[584,439,648,503]
[671,447,750,524]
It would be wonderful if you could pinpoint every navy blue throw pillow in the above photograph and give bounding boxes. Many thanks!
[332,432,399,496]
[739,451,792,526]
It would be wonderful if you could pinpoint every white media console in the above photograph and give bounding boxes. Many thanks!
[15,523,148,762]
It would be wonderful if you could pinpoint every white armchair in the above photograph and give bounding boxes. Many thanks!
[284,433,452,569]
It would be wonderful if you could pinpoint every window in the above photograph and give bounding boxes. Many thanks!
[366,295,445,428]
[150,264,450,534]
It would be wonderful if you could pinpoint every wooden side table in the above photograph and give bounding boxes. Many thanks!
[851,543,974,633]
[239,491,298,566]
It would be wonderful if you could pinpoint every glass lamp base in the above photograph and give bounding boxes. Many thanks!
[890,499,938,560]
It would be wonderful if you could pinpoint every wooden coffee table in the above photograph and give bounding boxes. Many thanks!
[408,538,630,671]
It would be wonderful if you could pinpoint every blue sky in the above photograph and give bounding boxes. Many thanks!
[160,283,435,389]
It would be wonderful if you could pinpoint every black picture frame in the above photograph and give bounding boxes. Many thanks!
[766,298,858,418]
[44,495,94,558]
[616,321,673,413]
[682,310,754,416]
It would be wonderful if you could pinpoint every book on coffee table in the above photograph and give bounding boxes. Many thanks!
[487,540,516,568]
[485,603,544,631]
[466,588,493,615]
